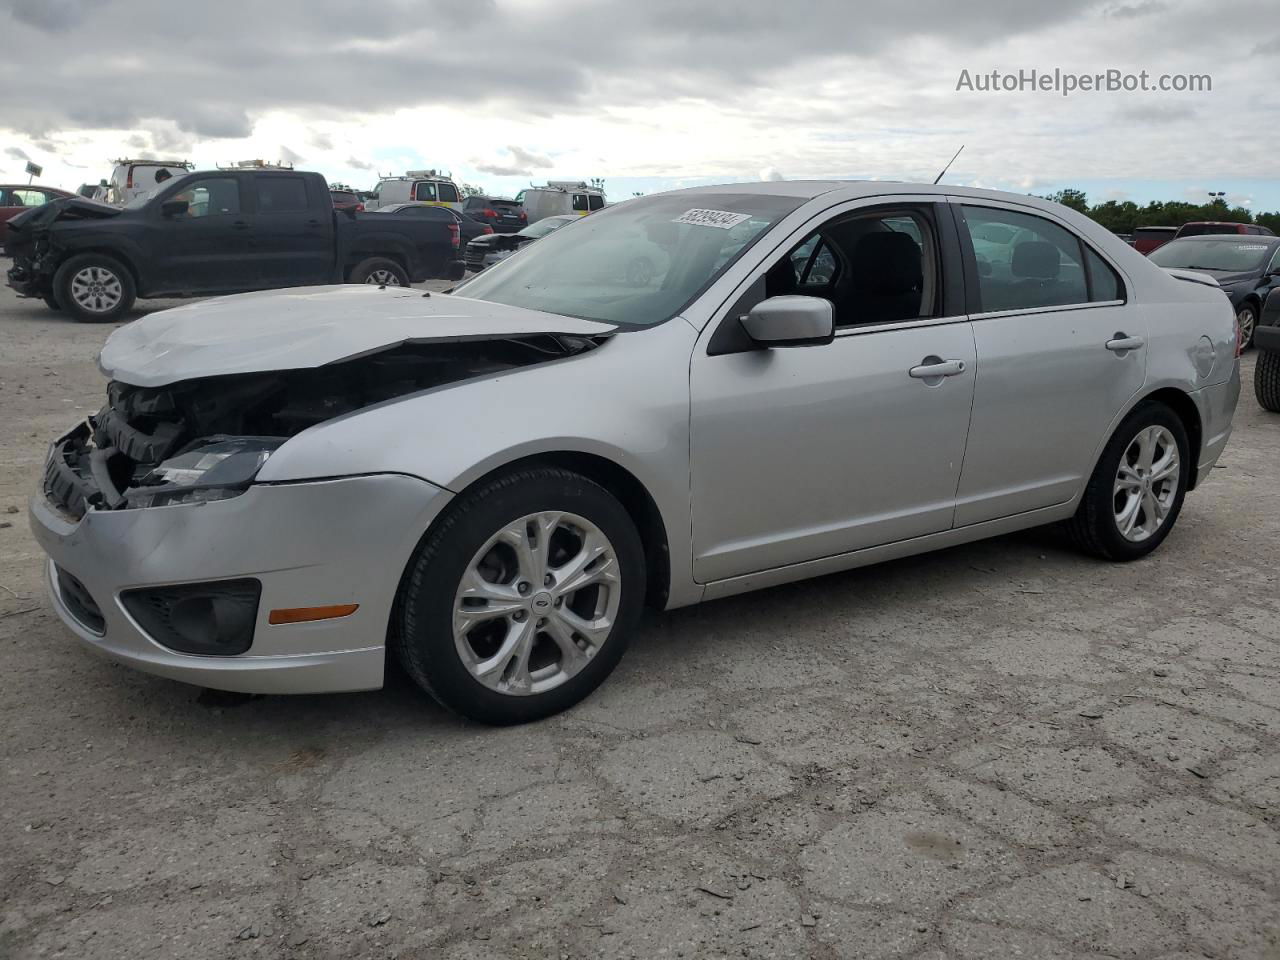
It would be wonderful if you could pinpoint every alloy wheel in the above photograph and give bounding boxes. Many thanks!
[364,269,402,286]
[70,266,124,314]
[1113,425,1180,542]
[452,511,621,696]
[1237,305,1256,347]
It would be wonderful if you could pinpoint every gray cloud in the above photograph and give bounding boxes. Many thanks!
[309,131,334,151]
[475,144,553,176]
[5,145,32,162]
[0,0,1101,141]
[1105,0,1169,18]
[347,156,375,171]
[279,145,305,166]
[507,145,552,169]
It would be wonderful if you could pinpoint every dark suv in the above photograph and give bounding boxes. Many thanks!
[462,196,526,234]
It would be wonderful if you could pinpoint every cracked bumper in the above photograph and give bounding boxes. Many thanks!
[29,473,452,694]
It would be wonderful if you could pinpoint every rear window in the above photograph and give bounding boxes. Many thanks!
[437,182,459,203]
[491,199,521,211]
[257,176,309,212]
[413,182,437,202]
[330,191,358,204]
[1179,224,1239,237]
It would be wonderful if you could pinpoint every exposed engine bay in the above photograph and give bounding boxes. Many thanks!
[43,334,606,518]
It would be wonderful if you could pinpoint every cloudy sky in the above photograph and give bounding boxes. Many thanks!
[2,0,1277,209]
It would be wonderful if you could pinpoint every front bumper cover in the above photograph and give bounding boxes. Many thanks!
[30,472,452,694]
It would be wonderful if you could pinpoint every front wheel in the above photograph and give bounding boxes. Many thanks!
[1237,302,1258,350]
[53,253,136,323]
[43,294,61,311]
[1064,402,1190,561]
[347,257,409,286]
[395,467,645,724]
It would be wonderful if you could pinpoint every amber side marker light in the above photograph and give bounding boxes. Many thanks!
[268,604,359,625]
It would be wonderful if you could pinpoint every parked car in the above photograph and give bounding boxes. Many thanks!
[1173,221,1274,240]
[464,213,576,271]
[366,171,462,212]
[105,158,194,205]
[373,202,494,246]
[329,189,364,212]
[461,195,526,233]
[1255,288,1280,411]
[1,184,74,252]
[1149,234,1280,347]
[27,182,1237,724]
[1132,226,1178,255]
[6,168,463,321]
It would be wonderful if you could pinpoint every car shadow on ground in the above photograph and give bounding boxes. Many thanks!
[72,523,1084,747]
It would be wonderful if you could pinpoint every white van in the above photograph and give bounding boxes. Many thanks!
[516,181,606,223]
[367,171,462,212]
[106,159,194,205]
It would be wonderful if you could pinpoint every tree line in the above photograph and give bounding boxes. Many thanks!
[1040,188,1280,236]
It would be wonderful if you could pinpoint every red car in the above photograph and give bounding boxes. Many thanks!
[329,189,364,213]
[1131,225,1178,255]
[1,184,74,251]
[1173,221,1275,240]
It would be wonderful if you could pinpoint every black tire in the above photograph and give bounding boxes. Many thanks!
[395,467,645,725]
[347,257,409,286]
[1237,301,1258,350]
[1064,401,1190,561]
[1256,347,1280,412]
[42,294,61,311]
[52,253,136,323]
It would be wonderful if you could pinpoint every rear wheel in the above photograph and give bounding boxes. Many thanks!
[395,467,644,725]
[53,253,136,323]
[1256,346,1280,412]
[1064,402,1190,561]
[348,257,409,286]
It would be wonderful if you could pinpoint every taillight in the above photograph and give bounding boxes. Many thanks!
[519,211,527,220]
[482,226,494,235]
[483,208,497,218]
[448,223,459,248]
[125,171,133,188]
[355,202,365,212]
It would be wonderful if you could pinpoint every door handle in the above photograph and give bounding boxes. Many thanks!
[1105,334,1144,352]
[908,358,967,379]
[231,220,250,230]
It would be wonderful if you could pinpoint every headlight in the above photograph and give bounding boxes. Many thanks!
[125,437,284,508]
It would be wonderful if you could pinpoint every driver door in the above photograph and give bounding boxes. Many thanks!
[689,201,976,583]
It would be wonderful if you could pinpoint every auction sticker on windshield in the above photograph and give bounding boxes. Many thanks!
[673,208,752,230]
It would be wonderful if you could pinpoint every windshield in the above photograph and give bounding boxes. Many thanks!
[518,217,572,239]
[1150,238,1273,272]
[454,192,802,326]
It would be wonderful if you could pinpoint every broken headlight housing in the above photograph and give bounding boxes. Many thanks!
[124,437,285,509]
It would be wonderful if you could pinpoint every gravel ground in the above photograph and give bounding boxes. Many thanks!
[1,280,1278,960]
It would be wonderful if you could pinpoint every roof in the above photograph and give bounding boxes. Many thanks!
[1165,233,1280,243]
[657,179,1094,211]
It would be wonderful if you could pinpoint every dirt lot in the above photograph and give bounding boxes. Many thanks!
[0,280,1277,960]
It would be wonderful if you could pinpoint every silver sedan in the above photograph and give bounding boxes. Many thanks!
[30,181,1239,724]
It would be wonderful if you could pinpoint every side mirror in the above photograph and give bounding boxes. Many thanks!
[160,199,189,218]
[739,295,834,347]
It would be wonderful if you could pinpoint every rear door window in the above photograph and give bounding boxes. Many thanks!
[588,195,605,211]
[960,205,1089,312]
[256,176,309,213]
[414,182,438,202]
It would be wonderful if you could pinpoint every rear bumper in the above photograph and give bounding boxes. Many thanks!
[1193,366,1240,482]
[6,259,42,297]
[29,472,453,695]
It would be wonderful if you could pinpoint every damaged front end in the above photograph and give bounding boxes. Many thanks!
[5,197,120,296]
[44,334,605,519]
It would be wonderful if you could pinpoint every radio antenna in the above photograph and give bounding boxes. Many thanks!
[933,144,965,185]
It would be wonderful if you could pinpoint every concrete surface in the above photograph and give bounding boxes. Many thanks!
[0,280,1277,960]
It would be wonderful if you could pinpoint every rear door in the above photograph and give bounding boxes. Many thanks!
[149,174,258,293]
[251,174,332,287]
[951,200,1144,526]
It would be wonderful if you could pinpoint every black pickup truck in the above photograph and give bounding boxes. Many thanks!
[6,168,465,322]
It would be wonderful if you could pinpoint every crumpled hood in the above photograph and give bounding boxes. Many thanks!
[99,285,617,387]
